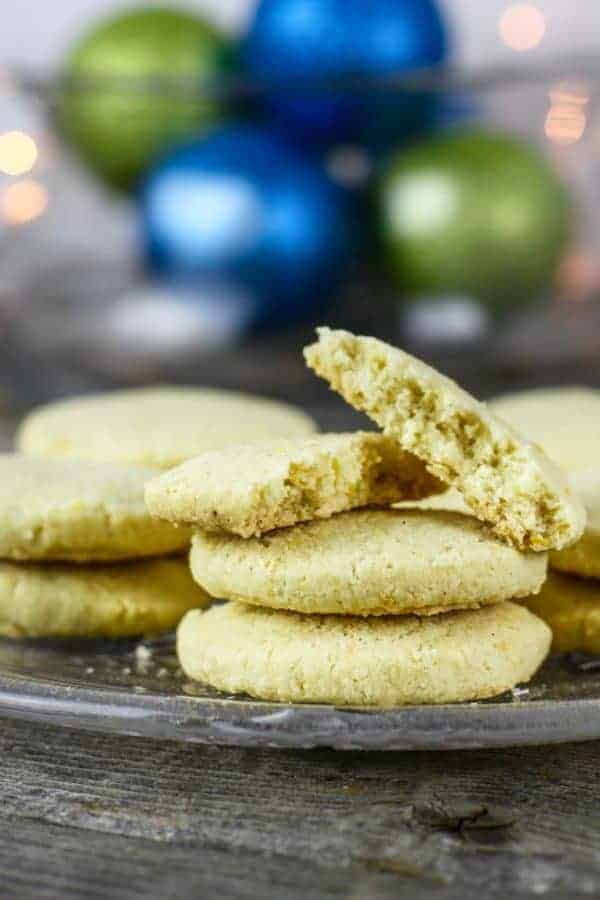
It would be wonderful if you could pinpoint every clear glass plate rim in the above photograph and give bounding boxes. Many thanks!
[2,664,600,750]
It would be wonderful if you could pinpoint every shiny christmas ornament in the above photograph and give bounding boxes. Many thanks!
[242,0,448,147]
[378,130,571,311]
[140,125,355,327]
[59,7,232,190]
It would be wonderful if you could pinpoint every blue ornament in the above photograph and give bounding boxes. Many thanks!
[140,125,355,328]
[242,0,448,147]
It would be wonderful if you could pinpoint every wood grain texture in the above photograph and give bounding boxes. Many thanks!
[0,718,599,898]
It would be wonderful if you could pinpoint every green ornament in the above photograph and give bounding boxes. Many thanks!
[377,130,571,311]
[58,7,232,190]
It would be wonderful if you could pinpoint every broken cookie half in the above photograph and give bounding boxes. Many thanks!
[146,431,443,538]
[304,327,585,553]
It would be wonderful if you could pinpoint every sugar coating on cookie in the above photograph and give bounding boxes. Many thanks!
[491,386,600,471]
[177,601,551,706]
[0,558,210,638]
[550,470,600,578]
[189,508,548,616]
[146,432,444,538]
[17,386,317,470]
[304,327,585,552]
[0,454,191,562]
[521,570,600,654]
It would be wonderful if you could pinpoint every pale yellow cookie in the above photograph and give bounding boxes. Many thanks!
[489,391,600,578]
[490,386,600,471]
[177,601,551,706]
[521,570,600,653]
[189,508,547,616]
[0,454,190,562]
[146,432,443,538]
[17,386,317,470]
[0,557,209,638]
[550,470,600,578]
[304,327,585,552]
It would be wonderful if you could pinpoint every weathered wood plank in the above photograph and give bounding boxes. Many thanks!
[0,719,600,898]
[0,805,595,900]
[0,817,396,900]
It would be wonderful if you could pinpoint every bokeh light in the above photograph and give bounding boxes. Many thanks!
[2,179,48,225]
[499,4,546,51]
[0,131,38,176]
[545,84,589,145]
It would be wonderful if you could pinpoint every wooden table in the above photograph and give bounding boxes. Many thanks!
[2,334,600,899]
[1,717,599,899]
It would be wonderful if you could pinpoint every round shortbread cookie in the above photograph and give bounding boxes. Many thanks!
[17,386,317,470]
[177,601,551,706]
[0,558,210,638]
[550,470,600,578]
[304,328,585,552]
[189,508,548,616]
[146,432,443,538]
[521,570,600,653]
[0,455,190,562]
[489,390,600,577]
[490,387,600,471]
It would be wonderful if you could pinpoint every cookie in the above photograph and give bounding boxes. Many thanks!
[304,327,585,552]
[0,454,190,562]
[521,570,600,653]
[550,470,600,578]
[189,508,547,616]
[0,557,209,638]
[146,432,443,538]
[490,390,600,577]
[490,387,600,471]
[177,601,551,705]
[17,386,317,470]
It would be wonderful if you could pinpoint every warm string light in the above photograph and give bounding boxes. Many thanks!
[499,4,546,51]
[2,179,48,225]
[545,83,589,145]
[0,131,38,176]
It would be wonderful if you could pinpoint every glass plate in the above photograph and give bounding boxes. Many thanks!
[0,635,599,750]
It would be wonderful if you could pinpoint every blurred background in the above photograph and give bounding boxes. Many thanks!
[2,0,600,433]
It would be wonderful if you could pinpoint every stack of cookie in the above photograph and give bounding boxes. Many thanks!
[147,329,585,706]
[0,455,209,638]
[492,388,600,655]
[2,386,316,640]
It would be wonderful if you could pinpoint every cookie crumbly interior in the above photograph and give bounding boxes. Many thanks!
[146,433,443,538]
[304,328,585,552]
[253,437,437,537]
